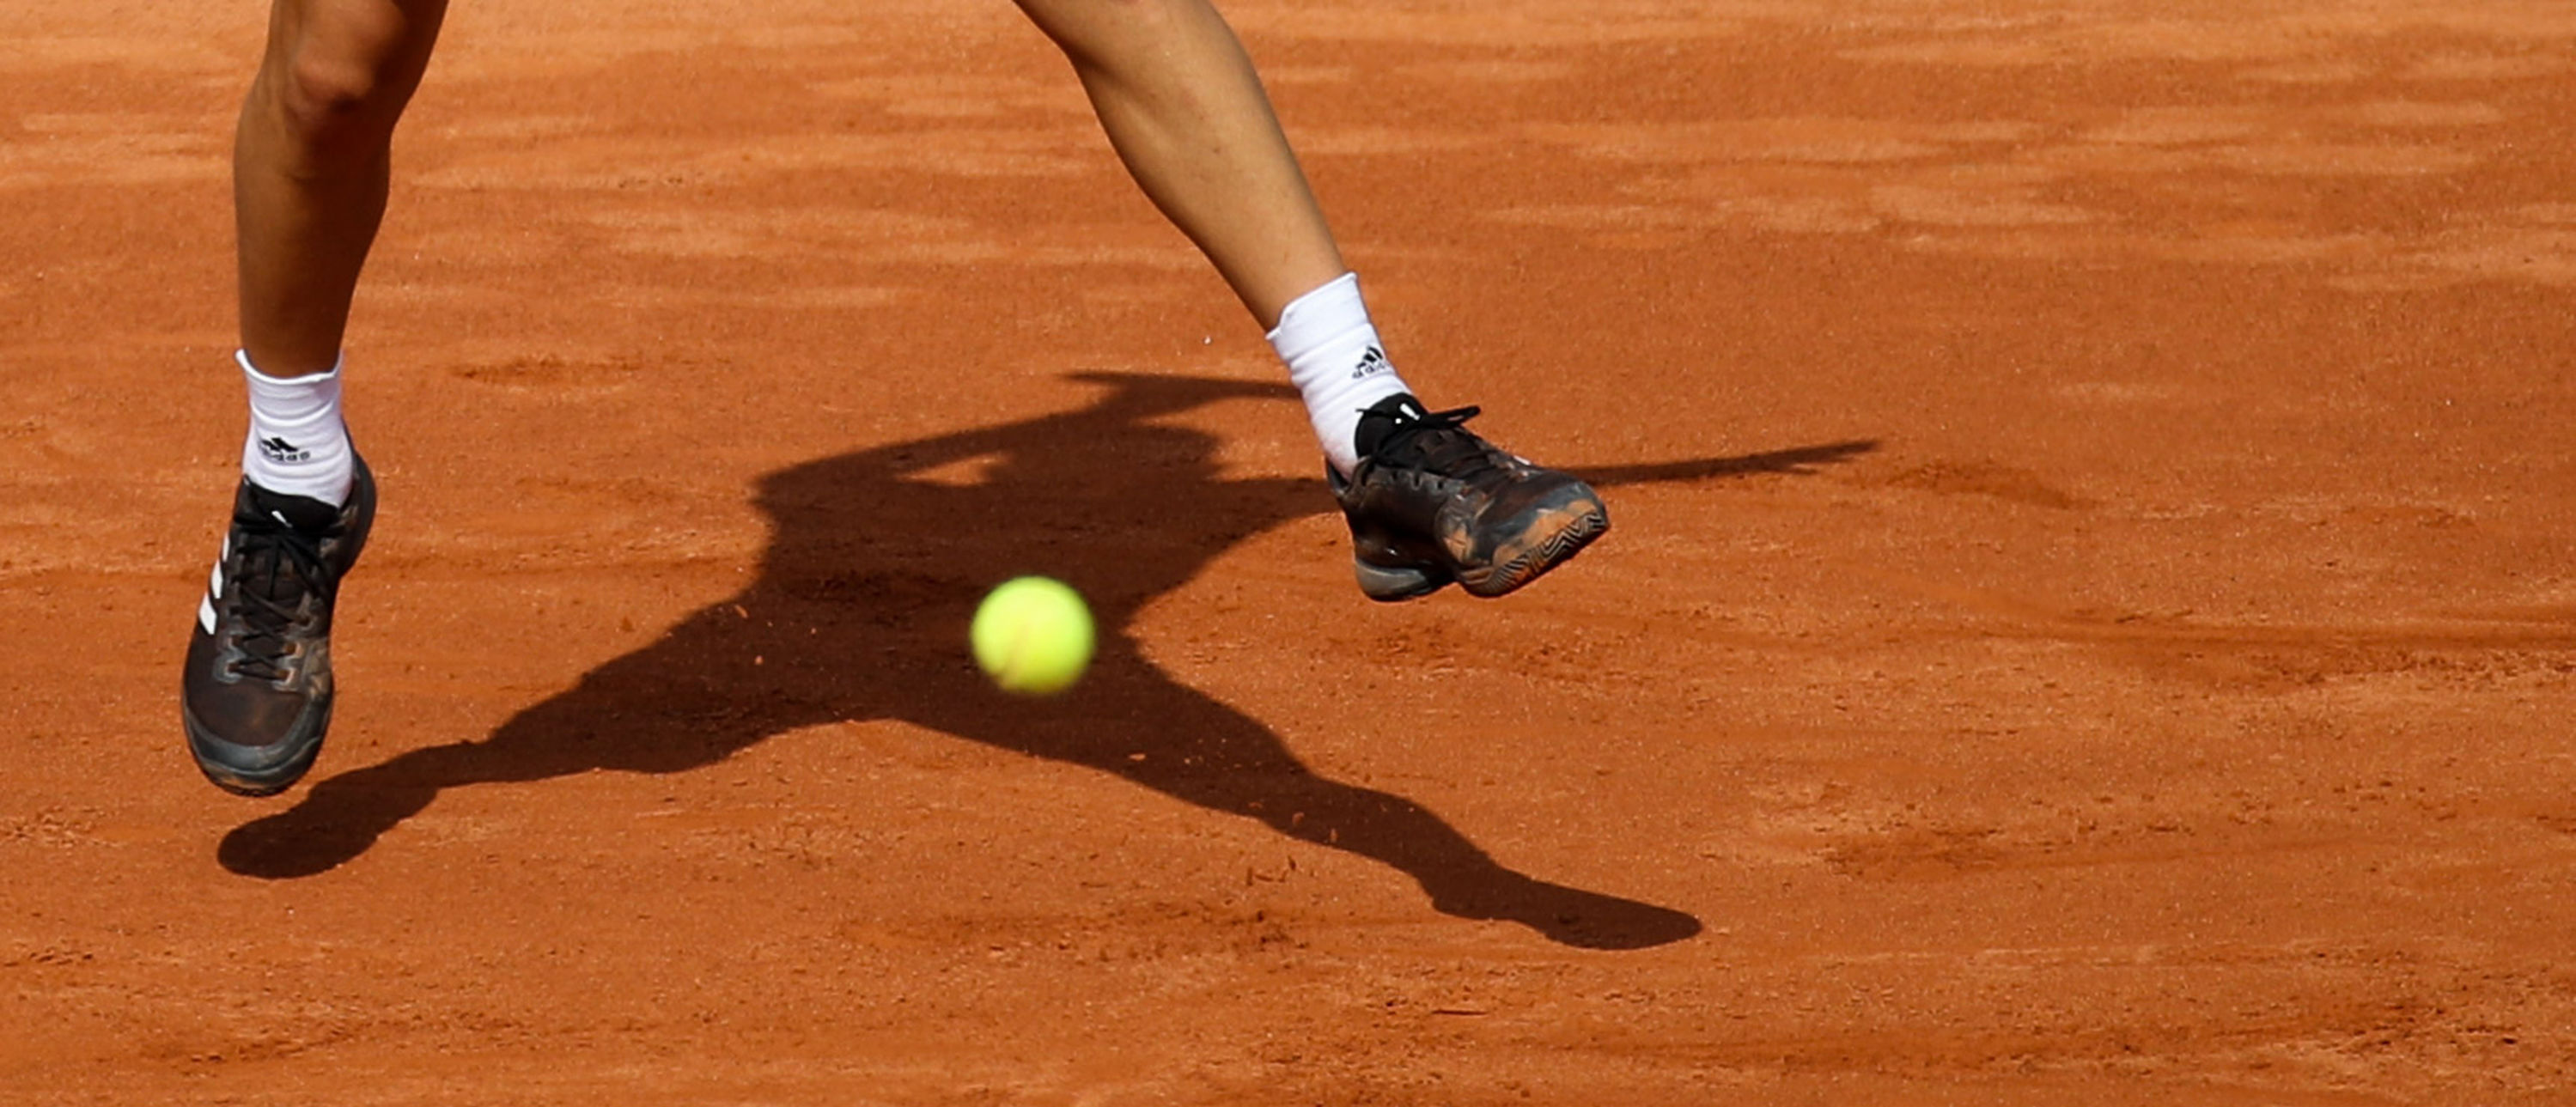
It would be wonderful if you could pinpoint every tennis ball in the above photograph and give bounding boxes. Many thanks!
[971,576,1094,695]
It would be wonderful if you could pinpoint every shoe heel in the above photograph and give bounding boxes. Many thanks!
[1355,557,1447,603]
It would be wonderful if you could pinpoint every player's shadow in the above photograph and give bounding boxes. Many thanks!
[220,372,1873,949]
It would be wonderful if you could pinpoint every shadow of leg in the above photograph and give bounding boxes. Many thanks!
[221,603,834,878]
[904,644,1703,950]
[217,748,445,879]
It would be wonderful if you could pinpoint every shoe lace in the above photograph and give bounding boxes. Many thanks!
[1376,404,1505,482]
[222,509,328,682]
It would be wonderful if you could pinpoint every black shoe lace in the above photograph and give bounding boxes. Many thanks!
[1377,404,1505,482]
[223,509,329,682]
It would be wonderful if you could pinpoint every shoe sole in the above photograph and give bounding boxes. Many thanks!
[183,703,328,798]
[1355,488,1609,602]
[1354,557,1452,603]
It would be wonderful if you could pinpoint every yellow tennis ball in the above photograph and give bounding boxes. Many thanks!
[971,576,1094,695]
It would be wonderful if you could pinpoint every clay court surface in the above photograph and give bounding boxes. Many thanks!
[9,0,2576,1102]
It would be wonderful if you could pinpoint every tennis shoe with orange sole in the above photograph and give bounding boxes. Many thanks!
[1330,395,1607,601]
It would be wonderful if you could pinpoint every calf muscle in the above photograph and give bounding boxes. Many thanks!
[234,0,447,374]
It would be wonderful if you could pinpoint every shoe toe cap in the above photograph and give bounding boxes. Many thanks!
[182,683,331,794]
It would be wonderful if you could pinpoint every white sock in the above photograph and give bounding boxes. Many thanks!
[1268,272,1413,477]
[238,349,355,507]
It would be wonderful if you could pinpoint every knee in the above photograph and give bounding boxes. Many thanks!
[274,52,386,143]
[259,3,435,150]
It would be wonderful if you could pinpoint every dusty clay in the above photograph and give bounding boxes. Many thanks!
[4,1,2575,1103]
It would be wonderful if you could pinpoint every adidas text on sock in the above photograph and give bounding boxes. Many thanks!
[238,349,356,508]
[1268,272,1413,477]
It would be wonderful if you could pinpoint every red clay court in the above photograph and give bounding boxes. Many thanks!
[4,1,2573,1103]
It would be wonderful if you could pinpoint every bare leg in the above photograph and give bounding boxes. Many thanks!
[1014,0,1345,328]
[234,0,447,376]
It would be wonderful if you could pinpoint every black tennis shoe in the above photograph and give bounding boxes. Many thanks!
[1330,394,1607,601]
[180,457,375,796]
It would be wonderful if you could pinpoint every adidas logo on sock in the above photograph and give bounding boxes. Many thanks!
[1349,346,1389,381]
[258,435,311,464]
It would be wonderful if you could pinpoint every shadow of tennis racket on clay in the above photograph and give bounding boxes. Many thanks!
[220,371,1873,950]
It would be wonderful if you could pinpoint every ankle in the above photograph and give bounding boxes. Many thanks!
[1269,273,1412,477]
[237,349,356,507]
